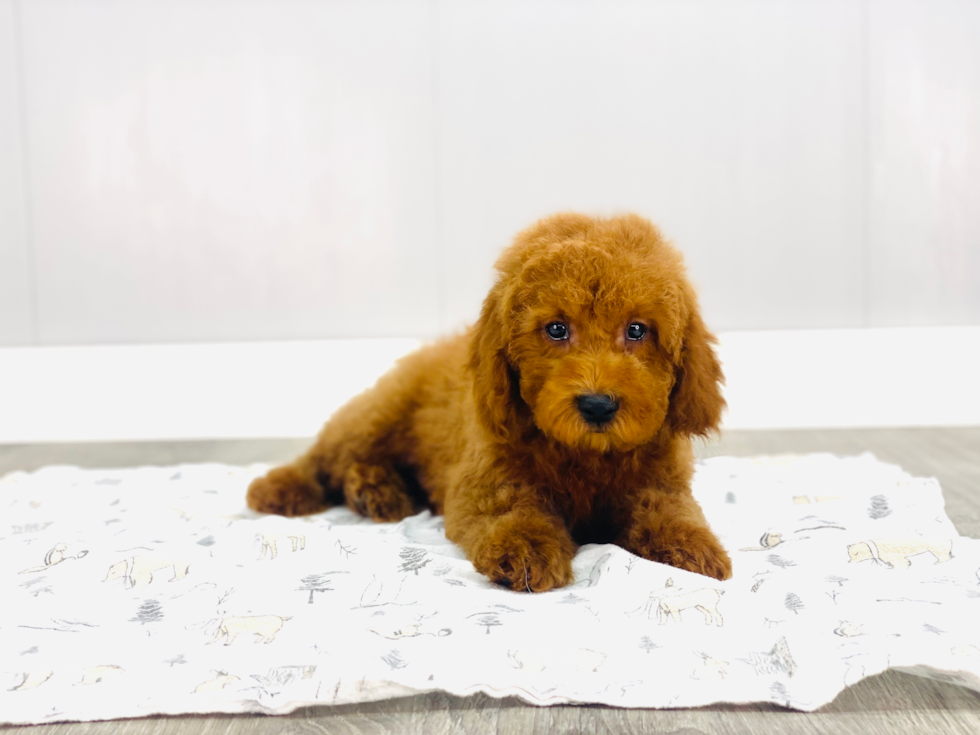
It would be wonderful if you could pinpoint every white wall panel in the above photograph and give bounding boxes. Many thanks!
[12,0,980,347]
[20,0,440,344]
[436,0,866,333]
[0,0,33,345]
[868,0,980,326]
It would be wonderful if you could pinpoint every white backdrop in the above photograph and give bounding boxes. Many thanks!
[0,1,978,438]
[1,0,978,348]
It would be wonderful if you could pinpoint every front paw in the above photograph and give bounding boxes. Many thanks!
[655,542,732,581]
[343,463,414,522]
[628,525,733,581]
[470,519,575,593]
[247,466,326,517]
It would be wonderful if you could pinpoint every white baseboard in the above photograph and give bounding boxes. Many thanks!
[0,327,976,443]
[715,327,979,429]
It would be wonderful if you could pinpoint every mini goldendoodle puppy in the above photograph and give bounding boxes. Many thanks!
[247,213,732,590]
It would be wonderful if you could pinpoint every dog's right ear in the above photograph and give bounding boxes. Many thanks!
[468,283,522,442]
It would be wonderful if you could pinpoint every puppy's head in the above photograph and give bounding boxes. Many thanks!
[469,213,724,452]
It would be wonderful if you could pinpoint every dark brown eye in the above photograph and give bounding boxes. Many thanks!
[626,323,647,341]
[545,322,568,341]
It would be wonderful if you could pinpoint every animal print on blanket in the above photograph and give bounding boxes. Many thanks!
[2,454,980,724]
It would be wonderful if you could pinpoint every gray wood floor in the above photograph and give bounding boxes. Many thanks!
[2,427,980,734]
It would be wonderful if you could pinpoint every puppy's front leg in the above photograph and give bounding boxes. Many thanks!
[446,485,576,593]
[620,490,732,581]
[247,455,327,517]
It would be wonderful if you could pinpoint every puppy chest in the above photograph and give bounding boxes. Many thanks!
[568,500,620,545]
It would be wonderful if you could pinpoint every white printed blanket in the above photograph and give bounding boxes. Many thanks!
[2,454,980,723]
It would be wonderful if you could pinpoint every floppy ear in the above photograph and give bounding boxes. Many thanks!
[666,306,726,436]
[468,284,523,442]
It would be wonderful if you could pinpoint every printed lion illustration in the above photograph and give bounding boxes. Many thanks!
[657,578,725,626]
[847,539,953,569]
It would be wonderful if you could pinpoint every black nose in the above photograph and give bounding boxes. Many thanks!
[576,394,619,426]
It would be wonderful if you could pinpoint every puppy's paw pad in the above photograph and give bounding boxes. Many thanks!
[247,467,326,517]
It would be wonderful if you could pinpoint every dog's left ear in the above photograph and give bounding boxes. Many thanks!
[666,303,726,436]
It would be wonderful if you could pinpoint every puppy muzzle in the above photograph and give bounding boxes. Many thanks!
[576,394,619,427]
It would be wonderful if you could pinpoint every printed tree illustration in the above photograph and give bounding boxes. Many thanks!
[164,654,187,667]
[768,554,797,569]
[468,612,503,635]
[775,639,798,675]
[336,540,357,558]
[639,636,660,654]
[132,599,164,624]
[725,491,737,504]
[825,575,847,588]
[740,638,797,677]
[784,593,805,616]
[770,681,791,707]
[868,495,892,520]
[20,576,54,597]
[399,547,431,576]
[382,650,408,670]
[298,573,342,604]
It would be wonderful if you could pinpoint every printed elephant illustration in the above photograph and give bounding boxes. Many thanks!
[208,615,290,645]
[103,555,190,588]
[847,539,952,569]
[656,579,725,626]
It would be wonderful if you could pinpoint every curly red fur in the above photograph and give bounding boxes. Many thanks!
[247,213,732,590]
